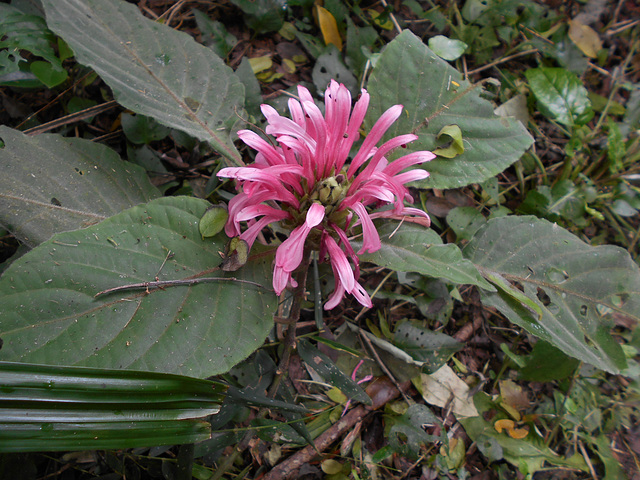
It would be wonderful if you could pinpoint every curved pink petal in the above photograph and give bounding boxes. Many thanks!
[351,202,381,254]
[351,282,373,308]
[323,234,355,292]
[324,278,346,310]
[275,203,325,273]
[273,266,290,295]
[347,104,403,177]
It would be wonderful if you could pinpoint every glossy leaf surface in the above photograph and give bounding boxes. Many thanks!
[0,362,226,452]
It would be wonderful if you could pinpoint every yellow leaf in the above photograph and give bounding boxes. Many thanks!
[315,5,342,51]
[509,426,530,439]
[494,418,515,433]
[282,58,296,74]
[248,56,272,74]
[321,459,344,475]
[568,19,602,58]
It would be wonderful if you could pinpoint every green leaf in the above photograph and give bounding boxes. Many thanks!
[393,320,462,373]
[297,339,371,405]
[525,67,593,127]
[518,340,580,382]
[41,0,244,164]
[366,30,533,189]
[446,206,487,241]
[0,196,277,377]
[355,222,493,290]
[29,60,67,87]
[427,35,468,61]
[0,5,61,69]
[464,215,635,373]
[121,113,170,145]
[228,0,285,34]
[388,404,445,459]
[199,206,229,238]
[192,9,238,59]
[0,127,160,248]
[460,393,588,475]
[0,362,226,452]
[433,124,465,158]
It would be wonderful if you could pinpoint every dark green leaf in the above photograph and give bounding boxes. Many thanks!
[0,197,277,377]
[228,0,285,33]
[41,0,244,164]
[0,5,61,68]
[0,127,160,248]
[446,206,487,241]
[393,320,462,373]
[0,362,226,452]
[29,60,67,87]
[0,420,211,452]
[355,222,493,290]
[192,9,238,59]
[297,339,371,405]
[366,31,533,189]
[518,340,580,382]
[388,404,445,459]
[121,113,170,145]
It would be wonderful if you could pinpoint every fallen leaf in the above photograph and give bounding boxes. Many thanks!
[413,365,479,417]
[568,18,602,58]
[316,5,342,51]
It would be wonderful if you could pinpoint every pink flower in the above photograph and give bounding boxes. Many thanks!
[218,80,434,309]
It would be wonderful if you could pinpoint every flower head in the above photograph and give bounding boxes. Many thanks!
[218,80,435,309]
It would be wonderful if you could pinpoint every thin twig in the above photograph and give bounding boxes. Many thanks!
[94,277,268,297]
[467,49,539,76]
[359,330,413,405]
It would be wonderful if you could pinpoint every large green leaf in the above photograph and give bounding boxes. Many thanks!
[0,127,160,248]
[355,222,493,290]
[463,215,635,373]
[0,196,276,377]
[366,30,534,189]
[41,0,244,164]
[0,362,226,452]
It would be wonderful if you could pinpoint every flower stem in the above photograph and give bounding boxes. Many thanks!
[268,247,312,397]
[209,249,312,480]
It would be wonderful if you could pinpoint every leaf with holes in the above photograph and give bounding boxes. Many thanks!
[41,0,245,164]
[393,321,462,373]
[0,196,276,377]
[463,215,636,373]
[366,30,534,189]
[0,127,160,248]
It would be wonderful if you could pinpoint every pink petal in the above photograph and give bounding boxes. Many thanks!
[351,202,381,254]
[272,266,290,295]
[275,203,325,273]
[351,282,373,308]
[384,151,435,177]
[347,104,403,177]
[323,234,355,292]
[324,279,346,310]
